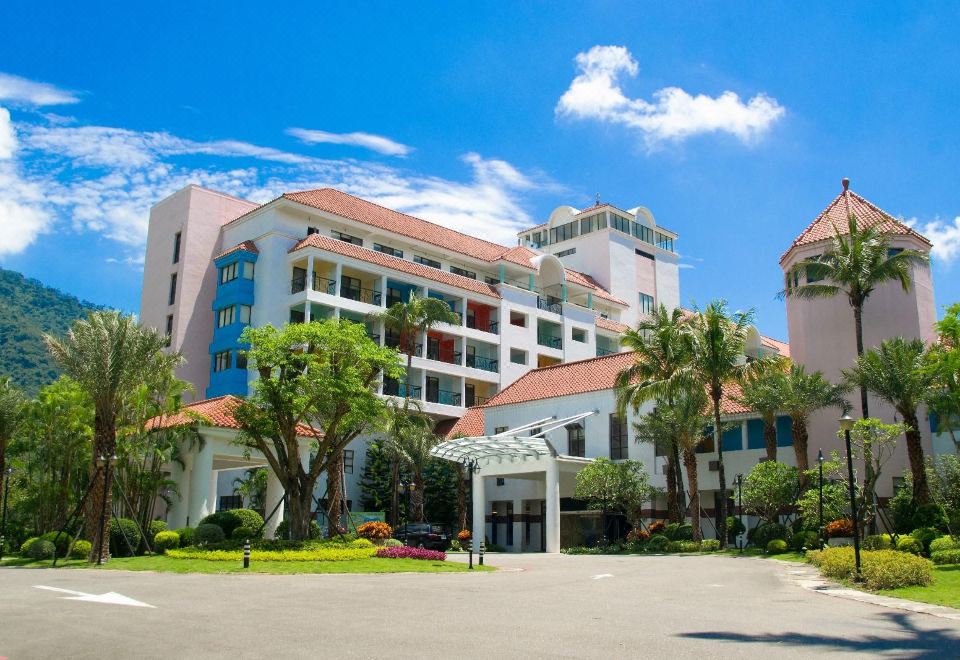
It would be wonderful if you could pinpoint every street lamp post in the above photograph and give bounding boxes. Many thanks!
[818,449,824,549]
[839,414,862,580]
[1,467,13,561]
[735,474,744,554]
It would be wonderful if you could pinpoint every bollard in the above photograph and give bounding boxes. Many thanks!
[468,545,473,570]
[479,540,485,566]
[243,539,250,569]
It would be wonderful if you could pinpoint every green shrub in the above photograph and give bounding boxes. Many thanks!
[862,534,894,550]
[726,516,746,543]
[663,523,693,541]
[767,539,788,554]
[231,525,262,541]
[449,539,461,551]
[153,531,180,553]
[791,531,820,552]
[199,509,265,538]
[929,536,958,554]
[39,531,74,557]
[910,527,939,554]
[108,518,143,557]
[750,522,791,548]
[148,520,168,539]
[70,539,92,559]
[28,539,56,560]
[700,539,720,552]
[195,523,226,545]
[891,490,949,533]
[175,527,196,547]
[674,541,701,553]
[931,549,960,565]
[895,536,923,555]
[20,537,39,555]
[382,538,403,548]
[274,519,322,540]
[646,534,670,552]
[808,547,933,590]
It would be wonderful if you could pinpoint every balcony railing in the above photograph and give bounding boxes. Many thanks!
[466,354,499,372]
[426,389,462,406]
[341,286,382,306]
[313,275,336,294]
[291,276,306,294]
[425,347,462,365]
[596,347,616,357]
[466,394,490,407]
[538,334,563,350]
[466,317,500,334]
[537,297,563,315]
[382,381,422,399]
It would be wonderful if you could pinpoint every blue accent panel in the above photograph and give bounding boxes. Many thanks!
[747,419,766,450]
[387,279,418,303]
[427,290,457,313]
[207,365,248,398]
[722,425,742,452]
[207,249,257,398]
[930,412,939,434]
[776,415,794,447]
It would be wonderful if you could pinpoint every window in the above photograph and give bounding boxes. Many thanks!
[529,427,542,437]
[450,266,477,279]
[888,247,904,257]
[655,232,675,252]
[374,243,403,258]
[496,477,505,486]
[343,450,354,474]
[307,226,320,235]
[609,414,628,459]
[414,255,441,269]
[567,424,585,457]
[611,213,631,234]
[556,248,576,258]
[805,255,827,283]
[549,220,577,244]
[572,327,587,343]
[242,261,255,280]
[172,232,181,264]
[494,426,509,434]
[239,304,251,324]
[580,217,594,235]
[213,350,231,372]
[639,293,655,315]
[290,309,305,324]
[633,223,654,244]
[164,315,173,347]
[510,348,527,365]
[635,248,655,260]
[217,306,236,328]
[235,351,247,370]
[168,273,177,305]
[220,262,239,284]
[331,230,362,246]
[509,311,527,327]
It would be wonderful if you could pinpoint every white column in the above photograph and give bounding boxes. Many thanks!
[472,471,486,553]
[545,459,560,553]
[167,452,191,529]
[513,498,523,552]
[264,468,285,540]
[334,262,343,297]
[209,469,220,515]
[461,296,468,326]
[306,255,314,291]
[187,440,215,526]
[304,303,311,323]
[380,275,388,307]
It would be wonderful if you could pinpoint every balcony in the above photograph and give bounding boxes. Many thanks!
[341,285,382,306]
[291,276,306,294]
[425,345,462,365]
[314,275,336,295]
[538,333,563,350]
[537,296,563,315]
[466,317,500,334]
[466,354,499,372]
[596,347,616,357]
[383,381,422,399]
[426,388,462,406]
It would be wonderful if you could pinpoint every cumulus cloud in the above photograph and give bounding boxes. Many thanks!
[0,72,80,106]
[908,216,960,266]
[287,128,413,157]
[556,45,785,146]
[0,107,52,255]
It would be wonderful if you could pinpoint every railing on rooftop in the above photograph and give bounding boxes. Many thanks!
[537,297,563,315]
[465,354,499,373]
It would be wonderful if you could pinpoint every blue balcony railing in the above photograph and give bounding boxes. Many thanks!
[427,389,462,406]
[466,354,499,372]
[538,334,563,350]
[383,381,422,399]
[537,297,562,314]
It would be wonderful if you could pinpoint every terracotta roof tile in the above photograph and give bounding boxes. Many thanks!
[289,233,501,299]
[780,183,931,263]
[445,407,486,439]
[595,316,629,333]
[564,269,627,306]
[214,240,259,261]
[497,245,539,269]
[146,395,318,436]
[760,335,790,358]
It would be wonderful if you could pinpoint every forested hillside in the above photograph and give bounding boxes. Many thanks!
[0,267,106,393]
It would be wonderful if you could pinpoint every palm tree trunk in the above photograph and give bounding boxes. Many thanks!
[326,451,344,537]
[412,470,425,523]
[671,438,687,521]
[853,305,870,418]
[793,416,810,489]
[88,410,116,563]
[902,410,931,503]
[683,447,703,542]
[763,416,777,462]
[664,452,679,523]
[713,396,728,548]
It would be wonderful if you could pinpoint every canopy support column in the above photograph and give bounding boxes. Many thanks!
[472,470,485,554]
[545,459,560,553]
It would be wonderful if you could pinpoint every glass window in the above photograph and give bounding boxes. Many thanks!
[639,293,655,315]
[510,348,526,365]
[610,414,628,459]
[331,230,362,246]
[213,350,231,372]
[484,275,500,285]
[242,261,255,280]
[572,327,587,343]
[373,243,403,258]
[556,248,576,258]
[220,262,238,284]
[239,304,251,324]
[549,220,578,244]
[307,226,320,235]
[217,306,236,328]
[164,315,173,347]
[450,266,477,279]
[168,273,177,305]
[805,255,827,283]
[611,213,631,234]
[172,232,181,264]
[494,426,509,434]
[567,424,585,457]
[414,255,441,269]
[235,350,248,370]
[655,232,675,252]
[343,450,354,474]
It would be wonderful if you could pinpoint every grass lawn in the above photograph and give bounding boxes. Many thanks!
[879,565,960,609]
[720,548,807,563]
[0,555,494,574]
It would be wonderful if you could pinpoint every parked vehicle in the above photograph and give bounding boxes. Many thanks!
[393,523,451,550]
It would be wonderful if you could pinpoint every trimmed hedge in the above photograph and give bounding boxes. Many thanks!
[195,523,226,545]
[929,536,959,554]
[232,525,262,541]
[750,523,791,548]
[154,531,180,553]
[148,520,168,540]
[931,549,960,565]
[199,509,264,538]
[664,523,693,541]
[646,534,670,552]
[767,539,788,554]
[70,539,92,559]
[167,545,377,562]
[20,537,39,555]
[808,547,933,590]
[274,519,322,540]
[700,539,721,552]
[175,527,196,547]
[109,518,142,557]
[896,536,923,555]
[28,539,56,560]
[39,531,73,557]
[862,534,894,551]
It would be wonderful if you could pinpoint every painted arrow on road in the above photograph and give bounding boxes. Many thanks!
[34,585,155,608]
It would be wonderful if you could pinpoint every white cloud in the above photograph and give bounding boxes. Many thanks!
[287,128,413,157]
[0,107,52,255]
[0,107,15,159]
[0,72,80,106]
[556,45,785,146]
[908,216,960,266]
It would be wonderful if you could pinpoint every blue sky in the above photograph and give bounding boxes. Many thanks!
[1,2,958,340]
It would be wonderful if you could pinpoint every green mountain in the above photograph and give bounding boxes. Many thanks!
[0,267,106,394]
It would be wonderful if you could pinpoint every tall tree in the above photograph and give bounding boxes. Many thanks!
[616,304,691,522]
[782,214,929,421]
[573,458,652,541]
[0,376,24,504]
[844,338,934,502]
[926,303,960,445]
[386,409,438,523]
[45,311,177,562]
[232,467,267,510]
[736,360,788,462]
[685,300,757,548]
[233,320,402,540]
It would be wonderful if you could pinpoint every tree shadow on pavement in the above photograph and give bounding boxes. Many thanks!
[678,611,960,659]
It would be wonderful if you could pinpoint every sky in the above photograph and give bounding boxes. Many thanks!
[1,2,958,340]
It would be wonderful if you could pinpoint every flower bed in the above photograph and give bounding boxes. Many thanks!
[807,547,933,590]
[166,545,377,562]
[375,546,446,561]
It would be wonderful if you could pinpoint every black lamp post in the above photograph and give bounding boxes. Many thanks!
[734,474,744,554]
[839,413,862,580]
[817,449,824,549]
[1,467,13,561]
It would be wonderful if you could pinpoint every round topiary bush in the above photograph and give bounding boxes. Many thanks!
[910,527,939,554]
[154,530,180,553]
[109,518,143,557]
[896,536,923,555]
[175,527,196,547]
[932,549,960,565]
[791,530,819,552]
[929,536,958,554]
[195,523,226,545]
[148,520,168,539]
[751,523,791,548]
[198,509,264,538]
[27,539,56,560]
[381,538,403,548]
[274,519,322,540]
[646,534,670,553]
[767,539,788,554]
[70,539,92,559]
[231,525,261,541]
[862,534,894,551]
[20,537,39,555]
[39,531,74,557]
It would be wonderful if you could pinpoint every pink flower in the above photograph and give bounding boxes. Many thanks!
[375,546,446,561]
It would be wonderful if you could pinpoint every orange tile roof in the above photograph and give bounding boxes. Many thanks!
[565,270,627,305]
[595,316,629,333]
[780,180,931,264]
[146,395,319,436]
[445,407,486,439]
[760,335,790,358]
[497,245,540,268]
[483,351,752,416]
[214,240,259,261]
[289,233,501,299]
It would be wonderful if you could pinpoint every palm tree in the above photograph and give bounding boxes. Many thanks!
[783,214,929,421]
[779,364,848,488]
[45,311,179,562]
[232,467,267,510]
[382,398,430,525]
[387,412,439,523]
[736,360,788,462]
[844,338,934,502]
[616,304,692,522]
[0,377,24,504]
[685,301,757,548]
[374,292,460,399]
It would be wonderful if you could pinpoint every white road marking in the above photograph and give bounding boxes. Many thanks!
[591,573,614,580]
[34,585,155,608]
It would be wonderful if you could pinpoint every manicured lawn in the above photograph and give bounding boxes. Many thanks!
[881,565,960,609]
[0,555,493,574]
[720,548,807,563]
